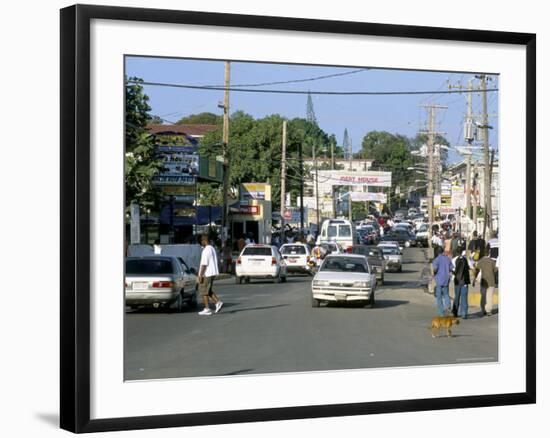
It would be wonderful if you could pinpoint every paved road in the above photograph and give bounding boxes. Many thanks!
[124,248,498,380]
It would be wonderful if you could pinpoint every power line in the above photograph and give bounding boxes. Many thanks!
[202,68,369,88]
[127,79,498,96]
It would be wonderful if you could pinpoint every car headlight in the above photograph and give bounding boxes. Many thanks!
[313,280,329,287]
[353,281,369,288]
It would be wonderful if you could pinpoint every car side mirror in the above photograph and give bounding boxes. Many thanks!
[189,267,197,275]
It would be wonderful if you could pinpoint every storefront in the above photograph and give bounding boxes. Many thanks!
[229,183,272,246]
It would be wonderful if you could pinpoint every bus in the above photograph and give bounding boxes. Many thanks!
[316,219,356,252]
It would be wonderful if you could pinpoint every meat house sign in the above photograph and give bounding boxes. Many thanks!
[317,170,392,187]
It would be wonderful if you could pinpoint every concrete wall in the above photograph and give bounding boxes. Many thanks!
[128,244,203,270]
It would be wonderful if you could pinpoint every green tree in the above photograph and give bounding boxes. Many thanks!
[176,112,222,125]
[125,77,164,210]
[148,114,163,124]
[199,113,336,211]
[356,130,415,192]
[410,133,450,168]
[197,182,223,205]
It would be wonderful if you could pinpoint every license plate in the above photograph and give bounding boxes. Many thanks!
[335,293,347,301]
[288,258,297,263]
[251,259,263,265]
[132,282,149,290]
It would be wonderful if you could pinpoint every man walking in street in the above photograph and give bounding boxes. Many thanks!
[197,234,223,316]
[468,230,486,263]
[475,244,498,316]
[432,245,453,316]
[452,246,471,318]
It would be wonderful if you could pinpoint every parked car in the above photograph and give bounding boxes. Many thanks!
[378,245,403,272]
[380,228,417,247]
[125,255,198,311]
[235,244,288,284]
[351,245,386,284]
[280,243,314,275]
[311,254,377,308]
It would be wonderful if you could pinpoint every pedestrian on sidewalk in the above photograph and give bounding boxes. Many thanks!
[452,247,471,318]
[197,234,223,316]
[432,245,453,316]
[474,244,498,316]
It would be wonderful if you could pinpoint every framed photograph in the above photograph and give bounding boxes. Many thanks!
[60,4,536,433]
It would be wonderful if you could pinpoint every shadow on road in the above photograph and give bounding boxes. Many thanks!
[225,304,290,314]
[381,279,425,289]
[325,299,409,309]
[223,368,255,376]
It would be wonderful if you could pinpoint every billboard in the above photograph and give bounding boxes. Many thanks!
[240,183,271,201]
[317,170,392,187]
[349,192,387,203]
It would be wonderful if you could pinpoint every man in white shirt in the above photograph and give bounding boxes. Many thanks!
[197,235,223,316]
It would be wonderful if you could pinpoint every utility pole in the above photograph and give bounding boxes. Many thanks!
[280,121,287,244]
[221,61,231,244]
[478,74,492,240]
[312,141,320,228]
[348,138,353,221]
[299,141,305,237]
[420,104,447,253]
[465,80,474,220]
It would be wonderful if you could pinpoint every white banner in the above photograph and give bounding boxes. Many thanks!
[317,170,392,187]
[349,192,388,203]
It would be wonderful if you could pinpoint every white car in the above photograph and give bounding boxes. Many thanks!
[378,245,403,272]
[235,244,287,284]
[311,254,377,308]
[280,243,314,275]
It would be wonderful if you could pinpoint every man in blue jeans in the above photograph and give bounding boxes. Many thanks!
[432,246,453,316]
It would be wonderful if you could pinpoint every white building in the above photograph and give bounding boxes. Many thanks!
[447,158,499,230]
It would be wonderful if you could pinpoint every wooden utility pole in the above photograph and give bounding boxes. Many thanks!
[221,61,231,244]
[280,120,287,243]
[299,141,305,236]
[312,141,320,227]
[479,74,492,239]
[348,138,353,221]
[420,104,447,253]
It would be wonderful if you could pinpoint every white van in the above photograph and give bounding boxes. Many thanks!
[316,219,356,252]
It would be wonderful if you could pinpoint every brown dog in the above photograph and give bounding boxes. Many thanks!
[430,316,460,338]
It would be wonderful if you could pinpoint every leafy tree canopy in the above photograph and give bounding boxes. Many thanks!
[176,112,222,125]
[125,77,164,210]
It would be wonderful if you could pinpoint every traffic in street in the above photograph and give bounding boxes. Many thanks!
[125,245,498,381]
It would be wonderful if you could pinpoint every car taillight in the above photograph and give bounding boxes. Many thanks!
[152,281,173,288]
[346,246,353,253]
[237,257,242,265]
[271,257,277,265]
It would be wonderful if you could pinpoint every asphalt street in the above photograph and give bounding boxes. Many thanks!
[124,247,498,381]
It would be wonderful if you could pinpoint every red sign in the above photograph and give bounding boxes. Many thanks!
[238,205,260,215]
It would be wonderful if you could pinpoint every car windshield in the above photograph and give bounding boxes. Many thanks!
[381,247,400,255]
[327,225,338,238]
[126,259,174,274]
[418,224,428,232]
[321,257,367,273]
[242,247,272,256]
[281,245,306,255]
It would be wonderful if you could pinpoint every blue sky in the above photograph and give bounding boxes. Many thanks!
[125,56,499,164]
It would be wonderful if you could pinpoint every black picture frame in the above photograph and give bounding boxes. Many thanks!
[60,4,536,433]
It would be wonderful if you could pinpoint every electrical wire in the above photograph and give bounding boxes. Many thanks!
[201,68,370,88]
[127,79,498,96]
